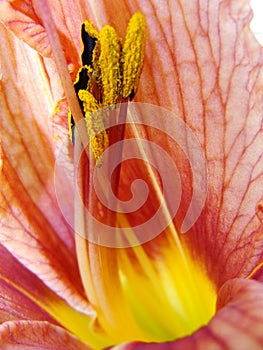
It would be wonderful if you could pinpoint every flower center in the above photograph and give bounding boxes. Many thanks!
[70,13,217,348]
[35,3,218,346]
[42,2,216,347]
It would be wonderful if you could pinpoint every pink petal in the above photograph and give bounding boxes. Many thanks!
[0,243,59,323]
[50,98,71,152]
[0,245,107,349]
[0,320,91,349]
[0,244,58,323]
[0,0,51,56]
[111,278,263,350]
[0,0,83,71]
[158,0,263,286]
[0,23,90,313]
[85,0,263,285]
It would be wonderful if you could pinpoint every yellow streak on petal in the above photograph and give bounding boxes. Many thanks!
[121,12,146,99]
[75,118,216,344]
[96,25,122,106]
[78,89,109,165]
[0,274,112,349]
[247,260,263,279]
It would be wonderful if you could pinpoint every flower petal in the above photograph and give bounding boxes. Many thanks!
[160,0,263,286]
[0,242,100,345]
[50,98,71,151]
[85,0,263,285]
[111,278,263,350]
[251,264,263,282]
[0,0,51,56]
[0,0,83,70]
[0,23,89,313]
[0,320,91,349]
[0,243,58,323]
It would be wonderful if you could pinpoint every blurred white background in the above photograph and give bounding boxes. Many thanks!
[250,0,263,45]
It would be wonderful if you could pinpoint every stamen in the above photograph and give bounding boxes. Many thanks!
[95,25,122,106]
[69,12,146,165]
[81,21,99,67]
[78,89,109,165]
[121,12,146,99]
[83,20,99,40]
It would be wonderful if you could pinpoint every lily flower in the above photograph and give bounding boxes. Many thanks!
[0,0,263,349]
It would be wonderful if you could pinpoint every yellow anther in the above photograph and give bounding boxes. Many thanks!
[89,42,102,96]
[96,25,122,106]
[121,12,146,99]
[78,89,109,165]
[68,13,146,160]
[83,20,99,39]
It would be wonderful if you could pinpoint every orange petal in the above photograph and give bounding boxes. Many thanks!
[0,23,89,313]
[85,0,263,286]
[0,0,52,56]
[0,320,91,349]
[164,0,263,286]
[111,278,263,350]
[49,98,70,151]
[0,244,58,323]
[0,0,84,73]
[0,243,108,347]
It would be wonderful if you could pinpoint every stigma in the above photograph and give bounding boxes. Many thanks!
[68,12,146,165]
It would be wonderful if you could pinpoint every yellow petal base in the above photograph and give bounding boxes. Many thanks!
[76,230,216,347]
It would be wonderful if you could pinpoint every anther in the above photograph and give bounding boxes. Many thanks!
[78,89,109,165]
[95,25,122,106]
[68,12,146,165]
[121,12,146,99]
[81,21,99,67]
